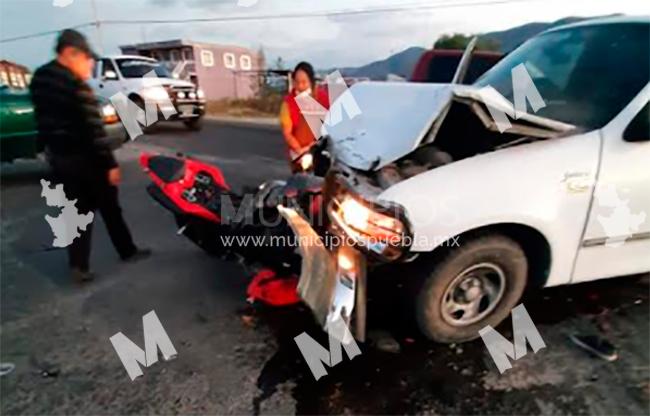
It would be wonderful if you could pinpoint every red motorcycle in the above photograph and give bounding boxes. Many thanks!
[140,149,327,305]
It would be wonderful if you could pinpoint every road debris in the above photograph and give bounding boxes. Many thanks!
[246,269,300,306]
[241,314,257,328]
[39,367,60,378]
[569,334,618,362]
[0,363,15,377]
[369,330,401,353]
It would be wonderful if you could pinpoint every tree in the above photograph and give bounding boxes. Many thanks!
[434,33,500,51]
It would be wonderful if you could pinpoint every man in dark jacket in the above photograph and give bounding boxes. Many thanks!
[30,29,150,283]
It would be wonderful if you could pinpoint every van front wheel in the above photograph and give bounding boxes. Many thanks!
[415,235,528,343]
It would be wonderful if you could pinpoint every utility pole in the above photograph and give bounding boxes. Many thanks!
[90,0,103,54]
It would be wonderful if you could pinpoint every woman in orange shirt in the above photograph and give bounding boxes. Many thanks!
[279,62,329,172]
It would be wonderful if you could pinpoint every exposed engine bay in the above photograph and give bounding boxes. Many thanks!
[351,95,577,190]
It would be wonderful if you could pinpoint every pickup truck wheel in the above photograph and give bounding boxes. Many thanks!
[184,118,203,131]
[415,235,527,343]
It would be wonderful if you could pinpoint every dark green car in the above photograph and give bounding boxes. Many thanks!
[0,85,40,162]
[0,84,126,163]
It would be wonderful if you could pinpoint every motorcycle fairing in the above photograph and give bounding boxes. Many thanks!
[140,153,230,223]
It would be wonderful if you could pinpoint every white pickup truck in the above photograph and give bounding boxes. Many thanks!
[89,55,206,131]
[280,16,650,343]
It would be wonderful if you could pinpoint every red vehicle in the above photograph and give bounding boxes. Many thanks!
[140,152,329,305]
[410,49,503,84]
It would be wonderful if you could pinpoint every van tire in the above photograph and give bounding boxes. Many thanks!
[415,234,528,343]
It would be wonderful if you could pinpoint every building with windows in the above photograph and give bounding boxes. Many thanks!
[119,39,264,100]
[0,60,31,89]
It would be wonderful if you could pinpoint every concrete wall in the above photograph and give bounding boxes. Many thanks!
[192,44,262,100]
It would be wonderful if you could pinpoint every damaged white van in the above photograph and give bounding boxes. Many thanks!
[279,16,650,343]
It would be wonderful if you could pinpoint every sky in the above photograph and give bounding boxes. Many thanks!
[0,0,648,70]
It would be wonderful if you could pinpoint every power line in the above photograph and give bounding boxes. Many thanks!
[0,23,93,43]
[0,0,540,43]
[100,0,539,25]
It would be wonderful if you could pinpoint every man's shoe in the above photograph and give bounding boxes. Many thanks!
[122,248,152,263]
[71,268,95,283]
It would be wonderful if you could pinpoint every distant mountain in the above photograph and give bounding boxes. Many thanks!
[480,16,593,52]
[335,46,426,80]
[335,15,609,80]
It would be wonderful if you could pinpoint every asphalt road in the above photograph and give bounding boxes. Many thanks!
[1,119,648,415]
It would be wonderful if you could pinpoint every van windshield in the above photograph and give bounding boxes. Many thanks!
[116,59,172,79]
[474,23,650,129]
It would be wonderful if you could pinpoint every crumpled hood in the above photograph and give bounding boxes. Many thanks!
[325,82,574,171]
[325,82,455,171]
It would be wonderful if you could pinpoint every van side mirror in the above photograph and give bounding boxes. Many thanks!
[623,103,649,142]
[103,70,118,81]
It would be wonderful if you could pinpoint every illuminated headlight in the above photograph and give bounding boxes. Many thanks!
[141,87,170,102]
[339,196,405,237]
[330,192,410,260]
[101,103,118,124]
[188,91,197,99]
[102,103,116,118]
[177,91,186,99]
[299,153,313,171]
[196,88,205,99]
[337,249,355,272]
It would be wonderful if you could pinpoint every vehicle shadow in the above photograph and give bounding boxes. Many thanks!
[249,269,649,414]
[140,121,194,136]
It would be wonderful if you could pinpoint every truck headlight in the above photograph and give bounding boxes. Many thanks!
[196,88,205,99]
[299,153,313,171]
[141,87,170,102]
[101,103,118,124]
[329,191,410,260]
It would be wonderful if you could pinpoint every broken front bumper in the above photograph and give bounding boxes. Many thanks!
[277,206,367,342]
